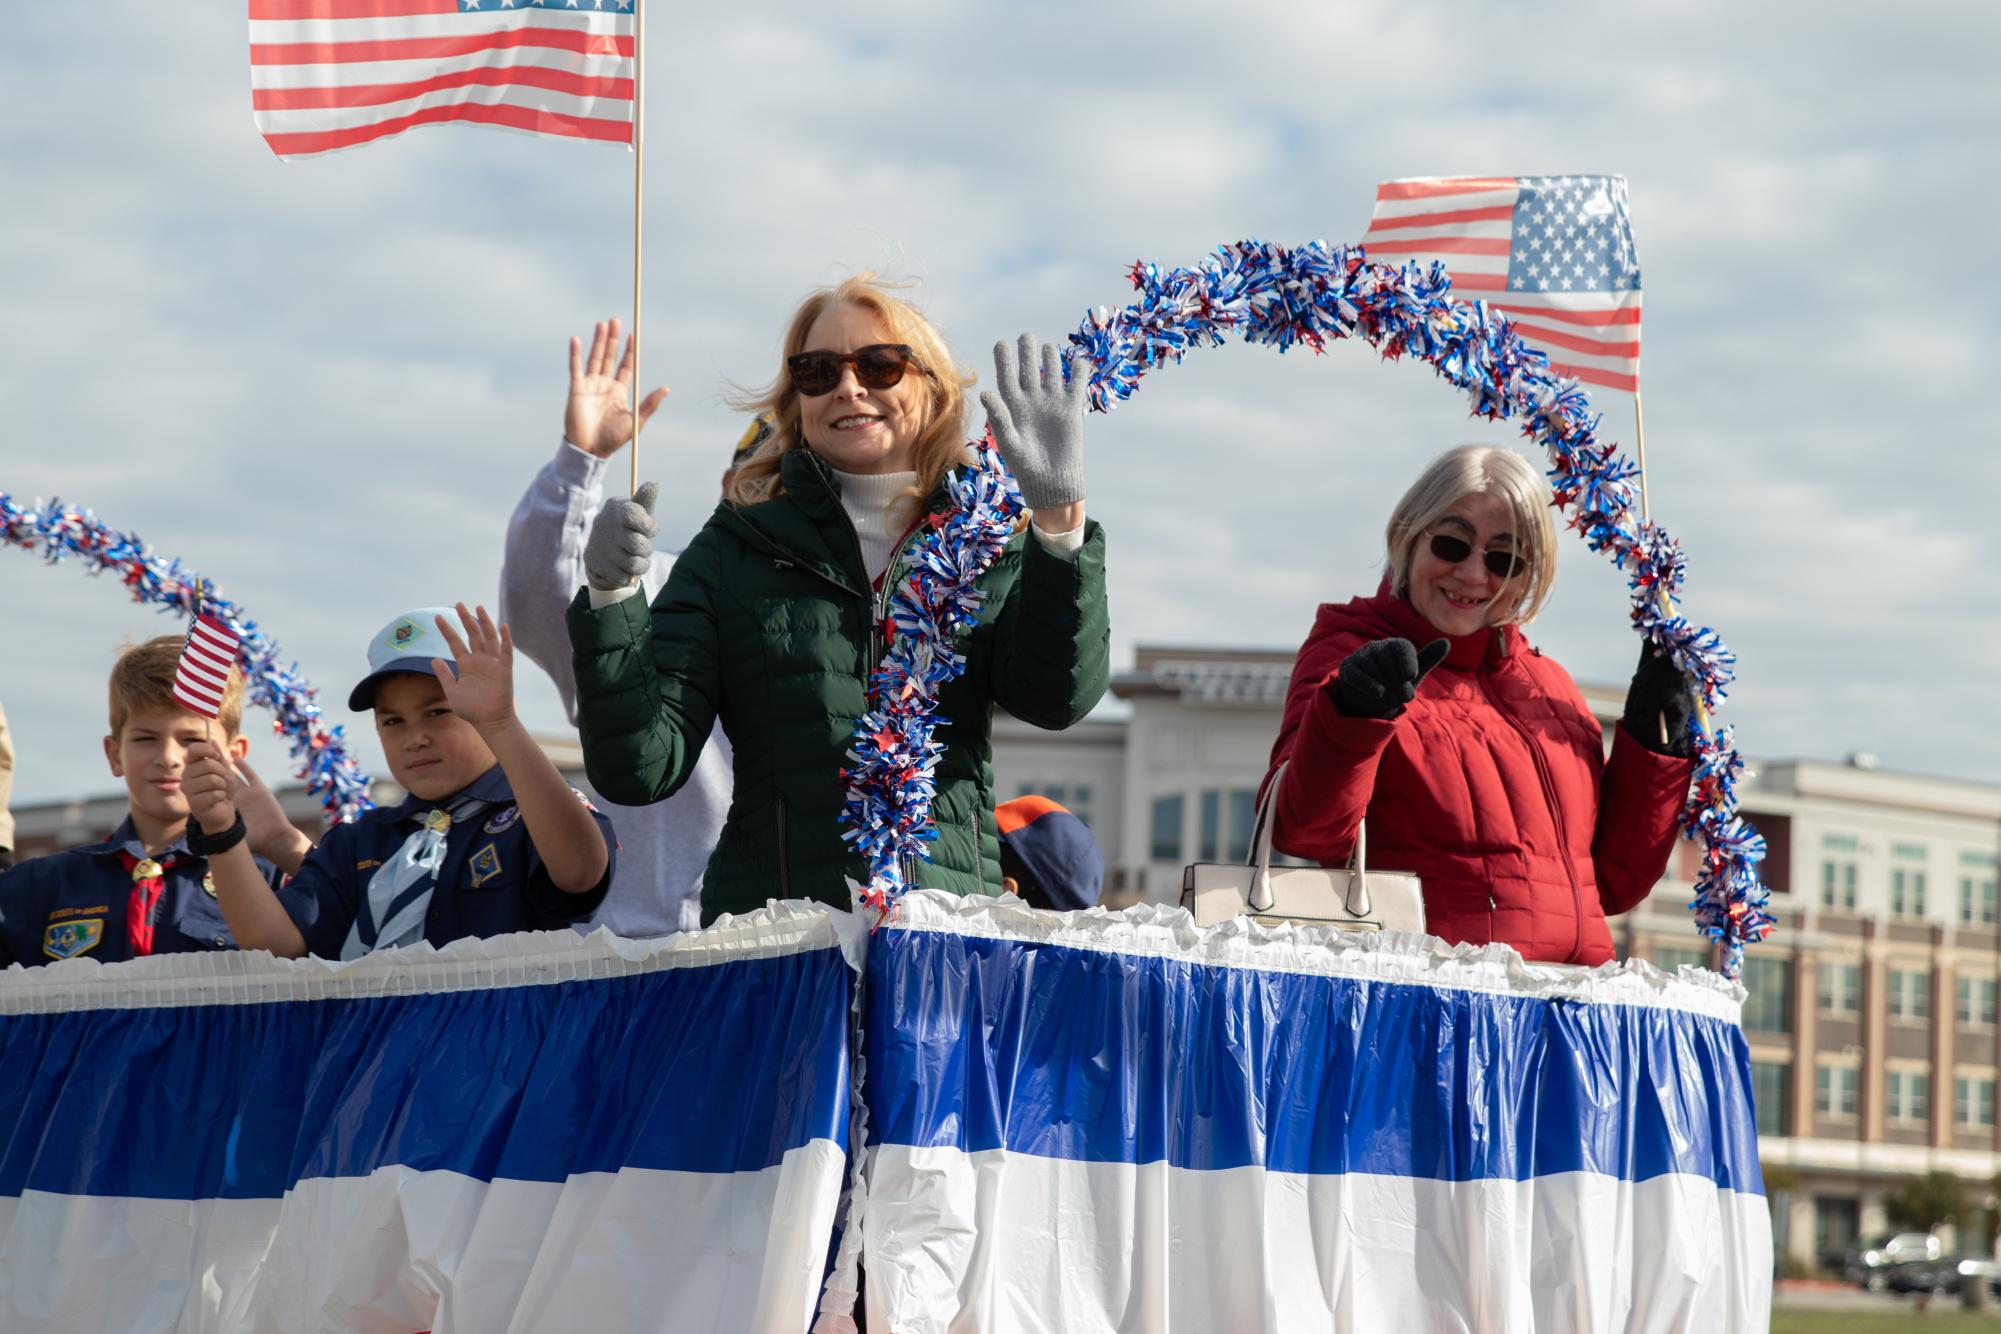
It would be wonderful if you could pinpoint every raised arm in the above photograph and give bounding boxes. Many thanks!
[981,335,1110,727]
[184,739,308,957]
[432,604,609,894]
[1593,645,1698,914]
[500,319,672,721]
[567,524,726,807]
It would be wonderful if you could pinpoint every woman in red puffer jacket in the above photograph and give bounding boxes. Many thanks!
[1265,445,1697,966]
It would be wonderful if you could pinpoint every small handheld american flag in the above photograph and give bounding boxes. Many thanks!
[174,613,242,720]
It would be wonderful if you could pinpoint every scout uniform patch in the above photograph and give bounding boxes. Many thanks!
[483,805,520,835]
[469,842,503,888]
[44,918,105,960]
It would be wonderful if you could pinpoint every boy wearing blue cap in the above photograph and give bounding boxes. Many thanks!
[995,796,1105,913]
[188,603,615,958]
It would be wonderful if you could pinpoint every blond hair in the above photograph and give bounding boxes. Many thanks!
[1384,445,1558,625]
[726,274,975,513]
[108,634,244,738]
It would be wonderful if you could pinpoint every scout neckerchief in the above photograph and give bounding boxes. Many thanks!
[340,790,495,960]
[115,849,184,957]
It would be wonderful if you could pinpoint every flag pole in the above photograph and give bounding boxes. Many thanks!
[1632,394,1713,742]
[627,0,645,496]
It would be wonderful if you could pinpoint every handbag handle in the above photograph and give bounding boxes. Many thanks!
[1246,762,1371,916]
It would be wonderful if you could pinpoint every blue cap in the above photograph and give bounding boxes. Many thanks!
[348,607,460,711]
[996,796,1104,912]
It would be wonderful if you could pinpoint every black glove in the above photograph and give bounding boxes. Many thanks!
[1622,643,1696,758]
[1331,637,1450,720]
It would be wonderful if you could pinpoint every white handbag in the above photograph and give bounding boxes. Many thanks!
[1180,762,1427,933]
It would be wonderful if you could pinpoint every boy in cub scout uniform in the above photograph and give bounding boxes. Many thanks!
[188,604,616,958]
[0,638,311,967]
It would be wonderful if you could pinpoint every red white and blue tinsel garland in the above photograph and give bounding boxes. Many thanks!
[1066,239,1773,975]
[0,490,374,824]
[839,432,1026,916]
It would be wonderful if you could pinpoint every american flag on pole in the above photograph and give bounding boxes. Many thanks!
[174,615,242,720]
[249,0,635,160]
[1364,175,1641,395]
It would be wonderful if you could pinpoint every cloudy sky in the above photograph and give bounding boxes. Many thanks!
[2,1,1995,810]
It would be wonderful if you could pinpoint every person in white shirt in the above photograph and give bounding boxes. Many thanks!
[499,319,742,936]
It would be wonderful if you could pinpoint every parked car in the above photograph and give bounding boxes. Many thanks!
[1884,1254,2001,1297]
[1829,1232,1942,1289]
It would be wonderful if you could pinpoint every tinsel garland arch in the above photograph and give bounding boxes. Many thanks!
[841,239,1772,977]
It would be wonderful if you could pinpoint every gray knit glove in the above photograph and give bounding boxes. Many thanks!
[980,333,1090,511]
[584,481,658,593]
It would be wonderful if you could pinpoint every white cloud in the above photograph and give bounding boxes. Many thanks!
[1,0,1995,810]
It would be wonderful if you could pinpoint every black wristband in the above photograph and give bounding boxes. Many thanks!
[186,810,249,858]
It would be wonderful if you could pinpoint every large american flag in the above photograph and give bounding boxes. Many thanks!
[174,614,242,720]
[249,0,635,160]
[1364,175,1641,394]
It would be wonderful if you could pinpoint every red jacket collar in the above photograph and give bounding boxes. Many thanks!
[1364,579,1518,672]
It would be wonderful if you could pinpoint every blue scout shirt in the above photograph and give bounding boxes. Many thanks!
[282,764,615,957]
[0,818,296,967]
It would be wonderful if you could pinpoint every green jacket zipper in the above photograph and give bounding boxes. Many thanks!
[775,796,791,898]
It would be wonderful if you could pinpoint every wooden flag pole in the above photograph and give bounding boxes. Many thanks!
[1632,393,1714,741]
[627,0,646,496]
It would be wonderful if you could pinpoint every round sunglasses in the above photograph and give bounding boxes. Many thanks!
[1427,531,1528,579]
[786,343,919,397]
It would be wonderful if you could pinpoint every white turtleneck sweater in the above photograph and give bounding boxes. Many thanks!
[827,465,1086,585]
[828,467,920,585]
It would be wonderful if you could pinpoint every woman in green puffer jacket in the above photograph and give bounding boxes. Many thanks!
[566,275,1110,924]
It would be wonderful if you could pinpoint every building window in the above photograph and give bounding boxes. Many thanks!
[1193,788,1261,863]
[1015,782,1093,829]
[1654,946,1710,974]
[1891,868,1929,919]
[1225,789,1257,863]
[1962,874,1999,925]
[1815,1064,1858,1119]
[1148,794,1184,862]
[1815,1197,1861,1258]
[1820,835,1859,911]
[1959,977,1999,1028]
[1817,962,1861,1015]
[1887,1070,1930,1126]
[1197,790,1221,862]
[1740,955,1792,1034]
[1751,1060,1791,1137]
[1957,1076,1997,1130]
[1890,968,1932,1023]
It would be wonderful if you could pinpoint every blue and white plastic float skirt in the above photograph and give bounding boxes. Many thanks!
[856,892,1772,1334]
[0,904,861,1333]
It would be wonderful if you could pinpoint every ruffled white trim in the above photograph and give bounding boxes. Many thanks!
[885,889,1746,1024]
[0,897,865,1015]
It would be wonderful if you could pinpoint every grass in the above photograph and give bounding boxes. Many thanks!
[1774,1313,2001,1333]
